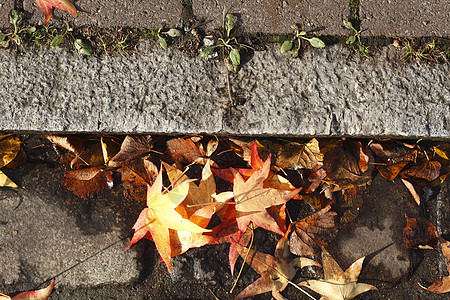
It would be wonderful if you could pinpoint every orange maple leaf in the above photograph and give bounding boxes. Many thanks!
[232,156,301,235]
[126,168,211,272]
[36,0,78,25]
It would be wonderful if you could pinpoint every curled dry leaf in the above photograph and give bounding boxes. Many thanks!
[0,279,55,300]
[404,214,439,248]
[108,135,152,168]
[167,137,205,165]
[324,139,371,190]
[400,160,441,182]
[289,205,338,257]
[0,138,21,169]
[273,138,322,170]
[300,249,377,300]
[235,231,320,300]
[46,135,84,155]
[62,167,114,198]
[401,179,421,205]
[119,159,158,201]
[370,140,417,180]
[36,0,78,25]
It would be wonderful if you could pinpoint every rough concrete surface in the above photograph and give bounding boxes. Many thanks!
[0,164,140,291]
[23,0,182,28]
[361,0,450,37]
[0,0,14,28]
[193,0,349,35]
[334,175,421,284]
[0,43,448,139]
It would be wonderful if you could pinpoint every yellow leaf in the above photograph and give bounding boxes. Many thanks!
[0,139,20,168]
[0,170,18,188]
[300,249,377,300]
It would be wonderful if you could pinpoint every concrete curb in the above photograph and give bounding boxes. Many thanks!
[0,42,448,139]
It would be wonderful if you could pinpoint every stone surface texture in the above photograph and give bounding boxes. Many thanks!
[193,0,349,35]
[361,0,450,37]
[24,0,182,28]
[334,175,421,284]
[0,1,14,28]
[0,164,140,290]
[0,43,448,139]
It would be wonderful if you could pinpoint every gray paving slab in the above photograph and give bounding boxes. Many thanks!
[0,164,140,290]
[0,1,14,28]
[0,43,449,139]
[192,0,349,35]
[361,0,450,37]
[24,0,182,28]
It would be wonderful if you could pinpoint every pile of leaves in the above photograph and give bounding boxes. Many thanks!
[2,134,449,299]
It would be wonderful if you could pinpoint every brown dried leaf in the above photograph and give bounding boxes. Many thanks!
[404,214,439,248]
[62,166,114,198]
[120,159,158,201]
[401,160,441,182]
[289,205,337,257]
[370,140,417,180]
[167,137,205,164]
[46,135,84,154]
[108,135,152,168]
[323,139,371,190]
[274,138,322,170]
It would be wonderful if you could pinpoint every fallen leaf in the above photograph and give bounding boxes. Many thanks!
[36,0,78,25]
[126,169,211,272]
[62,166,114,198]
[165,162,224,256]
[0,279,55,300]
[434,144,450,160]
[323,139,371,190]
[273,138,322,170]
[232,156,301,235]
[46,135,84,154]
[300,248,377,299]
[404,214,439,248]
[0,170,18,188]
[235,230,320,300]
[108,135,152,168]
[0,138,21,168]
[289,205,338,257]
[401,179,421,205]
[119,158,158,201]
[400,160,441,181]
[369,140,417,180]
[166,137,205,165]
[421,239,450,294]
[212,141,298,191]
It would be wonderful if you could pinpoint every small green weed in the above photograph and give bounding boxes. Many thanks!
[151,27,182,50]
[343,20,371,58]
[0,10,36,48]
[201,13,250,72]
[402,39,448,63]
[48,24,92,55]
[280,24,325,57]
